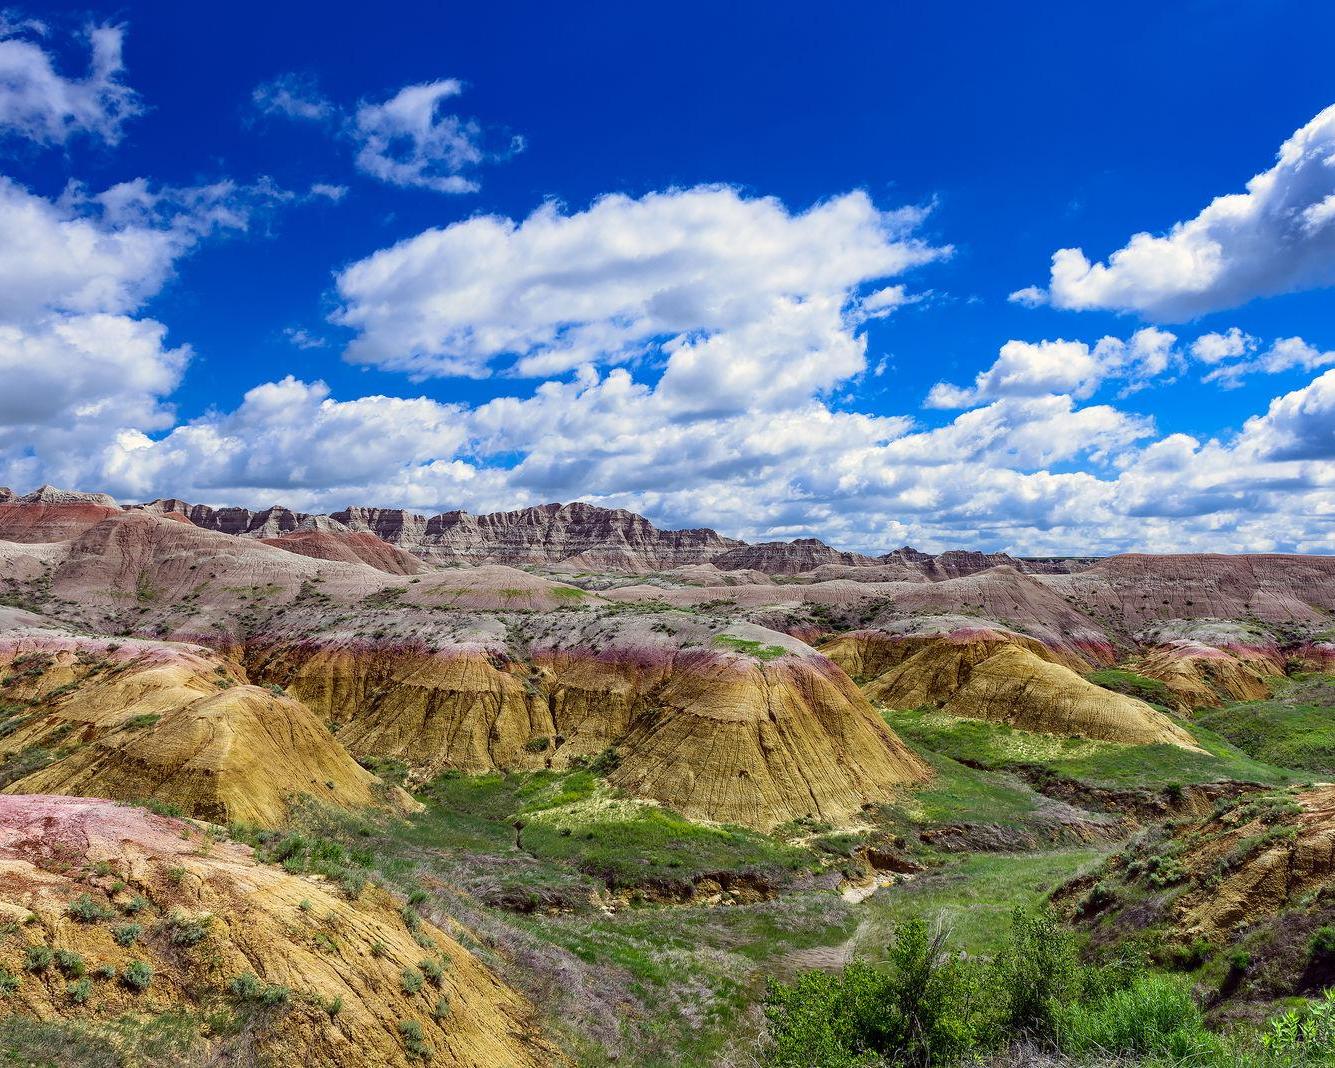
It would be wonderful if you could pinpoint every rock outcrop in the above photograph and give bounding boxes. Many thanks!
[0,795,559,1067]
[1128,640,1284,711]
[712,538,877,574]
[0,629,398,824]
[823,626,1200,749]
[250,617,931,830]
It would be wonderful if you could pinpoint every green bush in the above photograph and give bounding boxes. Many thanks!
[24,945,53,972]
[112,922,141,946]
[121,960,153,991]
[54,950,85,977]
[1052,973,1219,1058]
[763,910,1234,1068]
[401,967,424,994]
[67,894,113,923]
[765,917,988,1068]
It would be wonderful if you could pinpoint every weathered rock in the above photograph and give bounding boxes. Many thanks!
[0,795,560,1067]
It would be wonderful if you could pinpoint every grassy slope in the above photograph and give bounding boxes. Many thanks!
[1197,674,1335,774]
[887,707,1301,789]
[855,848,1110,959]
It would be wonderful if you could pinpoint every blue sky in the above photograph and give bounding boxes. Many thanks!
[2,1,1334,553]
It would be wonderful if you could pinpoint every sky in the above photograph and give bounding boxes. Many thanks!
[2,0,1334,555]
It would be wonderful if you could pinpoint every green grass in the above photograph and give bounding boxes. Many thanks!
[856,848,1110,958]
[522,803,812,889]
[879,747,1045,832]
[888,707,1299,789]
[1197,674,1335,773]
[711,635,789,661]
[1089,667,1175,707]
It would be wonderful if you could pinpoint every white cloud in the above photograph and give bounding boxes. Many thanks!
[1190,327,1255,365]
[284,326,327,349]
[0,314,186,440]
[1237,368,1335,461]
[1021,103,1335,319]
[252,74,518,194]
[252,73,334,123]
[1205,338,1335,390]
[0,18,140,145]
[925,328,1180,408]
[1007,285,1047,308]
[333,186,948,396]
[352,80,514,194]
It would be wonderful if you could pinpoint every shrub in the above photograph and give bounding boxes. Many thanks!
[991,908,1082,1035]
[229,973,261,999]
[112,922,141,946]
[399,1019,431,1060]
[401,967,424,994]
[121,894,148,915]
[24,945,53,972]
[0,967,18,994]
[1311,925,1335,959]
[168,912,211,945]
[1053,973,1221,1059]
[67,977,93,1004]
[766,918,988,1068]
[121,960,153,991]
[67,894,113,923]
[54,950,85,977]
[432,995,450,1020]
[419,958,444,986]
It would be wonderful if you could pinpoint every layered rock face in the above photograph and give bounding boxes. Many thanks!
[250,618,931,830]
[385,502,743,570]
[0,795,559,1068]
[1129,640,1285,711]
[1048,553,1335,626]
[712,538,877,574]
[823,626,1200,749]
[261,529,427,575]
[0,628,397,824]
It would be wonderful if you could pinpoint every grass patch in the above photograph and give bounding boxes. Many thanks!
[857,848,1109,957]
[1197,674,1335,772]
[887,707,1299,789]
[712,635,788,661]
[1089,667,1174,706]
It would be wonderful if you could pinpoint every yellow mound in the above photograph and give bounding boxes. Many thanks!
[1128,641,1283,711]
[8,686,389,825]
[0,637,399,824]
[605,652,931,830]
[828,629,1200,749]
[250,633,930,830]
[0,795,559,1067]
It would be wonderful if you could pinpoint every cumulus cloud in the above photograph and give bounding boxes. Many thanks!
[0,16,140,145]
[0,171,318,493]
[333,186,949,403]
[925,328,1180,408]
[252,74,518,194]
[1201,336,1335,388]
[1233,369,1335,461]
[1020,103,1335,319]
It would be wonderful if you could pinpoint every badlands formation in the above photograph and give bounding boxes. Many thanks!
[0,484,1333,1062]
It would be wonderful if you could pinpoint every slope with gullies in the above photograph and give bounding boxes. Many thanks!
[1127,639,1285,711]
[0,795,559,1068]
[250,614,932,830]
[822,622,1201,750]
[0,618,401,824]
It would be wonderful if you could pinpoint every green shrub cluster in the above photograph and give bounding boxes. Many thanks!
[762,910,1276,1067]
